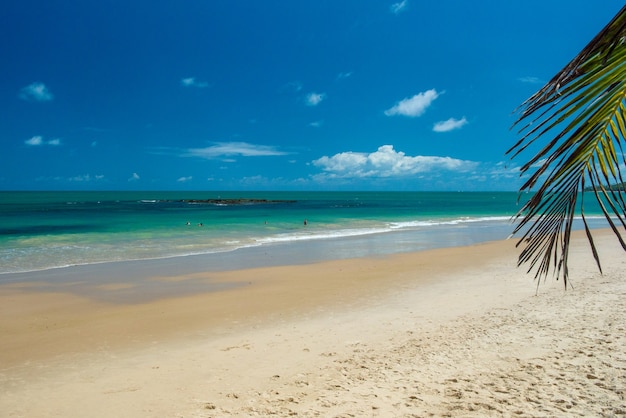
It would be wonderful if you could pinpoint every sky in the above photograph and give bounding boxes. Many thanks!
[1,1,623,191]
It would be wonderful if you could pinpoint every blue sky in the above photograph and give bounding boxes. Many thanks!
[2,1,623,191]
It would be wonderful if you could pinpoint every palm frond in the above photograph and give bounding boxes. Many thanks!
[509,5,626,287]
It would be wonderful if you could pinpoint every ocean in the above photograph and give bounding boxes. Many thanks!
[0,191,608,277]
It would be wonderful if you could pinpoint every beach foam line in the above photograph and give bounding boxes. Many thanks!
[388,215,513,228]
[1,216,612,276]
[0,217,513,275]
[258,216,517,243]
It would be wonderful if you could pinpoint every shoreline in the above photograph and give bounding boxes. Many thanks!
[0,216,517,277]
[1,215,612,278]
[1,229,624,416]
[2,215,612,279]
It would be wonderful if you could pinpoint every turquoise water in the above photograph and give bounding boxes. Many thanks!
[0,191,606,275]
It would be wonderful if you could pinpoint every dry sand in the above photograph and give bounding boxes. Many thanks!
[1,230,625,417]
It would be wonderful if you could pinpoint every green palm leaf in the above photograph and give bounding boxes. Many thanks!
[509,5,626,288]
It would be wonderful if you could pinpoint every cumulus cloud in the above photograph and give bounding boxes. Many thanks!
[181,77,209,88]
[433,117,468,132]
[309,120,323,128]
[390,0,408,14]
[384,89,439,117]
[128,173,140,182]
[313,145,476,179]
[24,135,61,146]
[177,176,193,182]
[19,82,53,101]
[183,141,289,160]
[306,92,326,106]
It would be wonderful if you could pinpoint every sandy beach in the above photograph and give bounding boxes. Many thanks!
[1,229,625,417]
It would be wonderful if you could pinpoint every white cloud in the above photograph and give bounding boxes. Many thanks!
[336,71,353,80]
[69,174,91,182]
[518,76,542,84]
[128,173,140,182]
[315,151,368,173]
[68,174,104,182]
[306,92,326,106]
[24,135,60,146]
[183,141,289,159]
[177,176,193,182]
[433,117,468,132]
[181,77,209,88]
[24,136,43,146]
[240,175,269,185]
[491,161,521,179]
[309,120,323,128]
[384,89,439,117]
[390,0,408,14]
[19,82,53,101]
[313,145,476,179]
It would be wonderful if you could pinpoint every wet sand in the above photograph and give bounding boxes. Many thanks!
[1,230,624,416]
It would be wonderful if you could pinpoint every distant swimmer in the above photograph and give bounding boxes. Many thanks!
[303,219,308,226]
[186,221,191,226]
[198,222,203,226]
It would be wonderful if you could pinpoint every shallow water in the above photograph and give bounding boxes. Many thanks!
[0,191,608,276]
